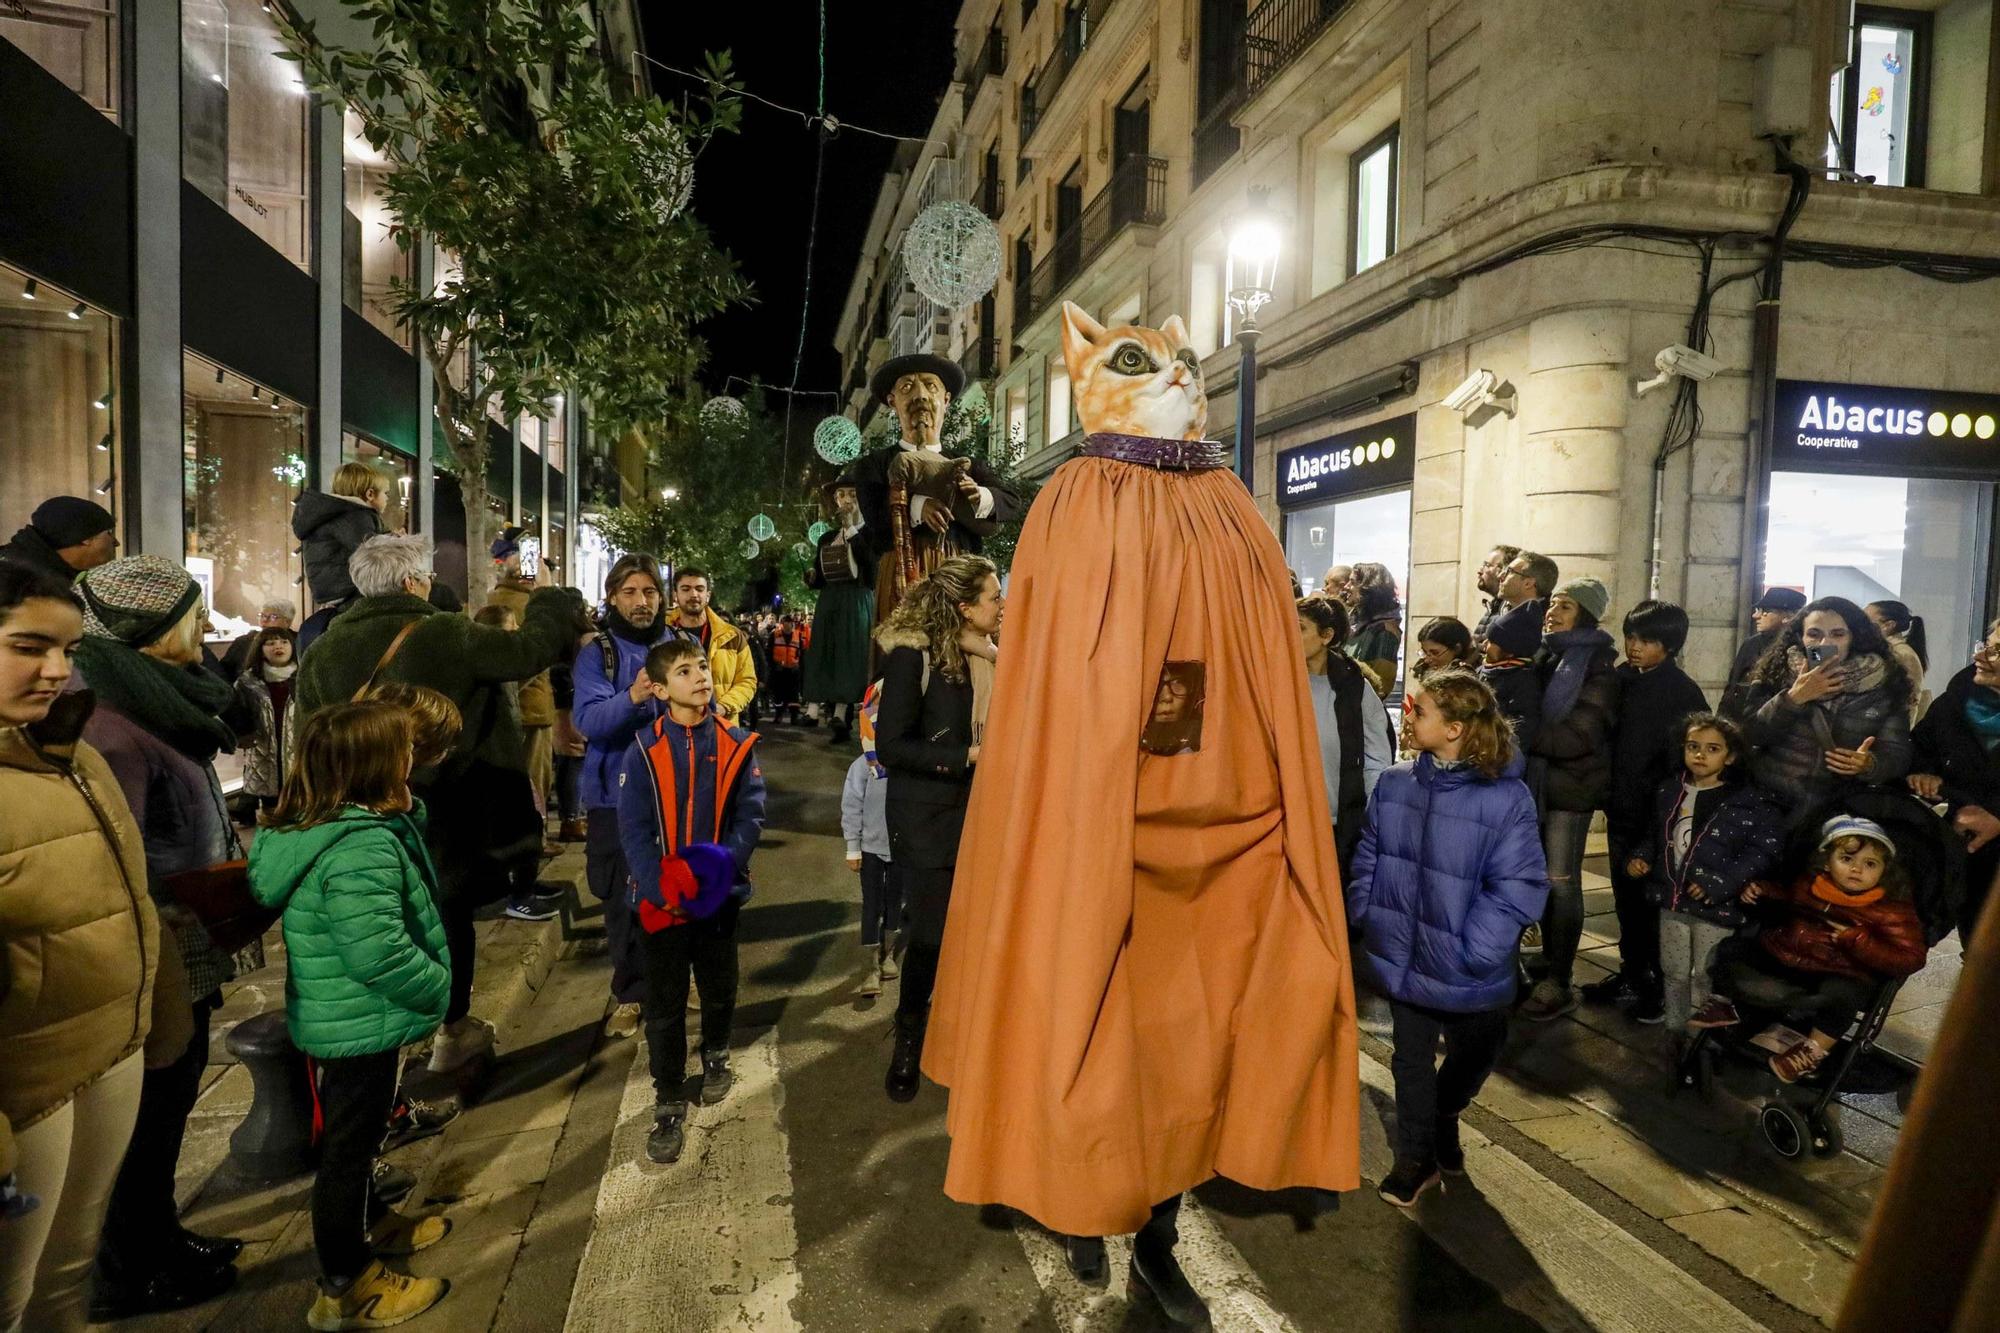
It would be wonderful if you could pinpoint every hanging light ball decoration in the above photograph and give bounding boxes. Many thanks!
[902,200,1002,308]
[747,512,777,542]
[701,396,745,435]
[791,542,812,563]
[813,414,862,465]
[737,538,761,559]
[806,521,831,546]
[635,119,695,224]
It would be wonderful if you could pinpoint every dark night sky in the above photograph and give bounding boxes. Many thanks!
[639,5,960,402]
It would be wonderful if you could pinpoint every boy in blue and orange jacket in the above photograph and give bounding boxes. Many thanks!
[616,637,766,1165]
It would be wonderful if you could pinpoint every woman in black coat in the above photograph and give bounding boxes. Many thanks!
[1910,621,2000,939]
[1522,578,1622,1022]
[872,555,1004,1102]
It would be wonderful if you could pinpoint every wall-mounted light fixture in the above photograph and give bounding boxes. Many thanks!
[66,301,85,320]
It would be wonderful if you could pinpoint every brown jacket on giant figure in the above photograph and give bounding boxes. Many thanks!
[486,576,557,727]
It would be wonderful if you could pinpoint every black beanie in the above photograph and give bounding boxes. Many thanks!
[31,496,115,549]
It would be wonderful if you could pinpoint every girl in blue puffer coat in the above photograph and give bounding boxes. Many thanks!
[1348,669,1549,1208]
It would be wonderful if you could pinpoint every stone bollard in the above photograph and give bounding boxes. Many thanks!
[225,1010,317,1180]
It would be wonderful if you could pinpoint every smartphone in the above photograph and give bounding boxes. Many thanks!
[1804,643,1836,668]
[518,537,541,580]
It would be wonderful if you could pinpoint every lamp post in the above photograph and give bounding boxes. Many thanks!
[1226,192,1281,490]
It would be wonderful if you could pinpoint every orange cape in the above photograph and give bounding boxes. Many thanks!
[921,454,1362,1236]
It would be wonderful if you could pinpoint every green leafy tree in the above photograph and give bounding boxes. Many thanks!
[941,384,1037,573]
[277,1,745,597]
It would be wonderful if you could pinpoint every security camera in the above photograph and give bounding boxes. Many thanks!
[1441,368,1516,418]
[1635,344,1723,397]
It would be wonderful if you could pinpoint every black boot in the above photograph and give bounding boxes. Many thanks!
[647,1103,687,1164]
[885,1012,925,1103]
[1130,1230,1211,1328]
[1063,1235,1108,1287]
[175,1226,245,1266]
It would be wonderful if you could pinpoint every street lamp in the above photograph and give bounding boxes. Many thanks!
[1226,192,1281,489]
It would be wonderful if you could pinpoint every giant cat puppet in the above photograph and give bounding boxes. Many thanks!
[922,302,1363,1237]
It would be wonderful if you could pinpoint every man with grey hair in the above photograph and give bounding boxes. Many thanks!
[219,597,298,680]
[296,533,588,1074]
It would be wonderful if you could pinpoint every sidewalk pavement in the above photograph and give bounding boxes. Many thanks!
[124,845,597,1331]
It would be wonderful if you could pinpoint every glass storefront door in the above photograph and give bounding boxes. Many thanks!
[1283,486,1412,602]
[1765,470,1994,700]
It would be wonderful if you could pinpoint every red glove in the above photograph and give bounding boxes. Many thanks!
[637,855,698,934]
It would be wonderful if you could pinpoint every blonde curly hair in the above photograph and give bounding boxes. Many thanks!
[874,555,998,684]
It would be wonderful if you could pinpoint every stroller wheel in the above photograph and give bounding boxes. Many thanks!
[1760,1101,1810,1160]
[1808,1115,1844,1158]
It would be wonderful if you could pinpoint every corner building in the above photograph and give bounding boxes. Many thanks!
[837,0,2000,696]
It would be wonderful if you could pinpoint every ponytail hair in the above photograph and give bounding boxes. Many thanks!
[1868,599,1929,671]
[1415,668,1516,780]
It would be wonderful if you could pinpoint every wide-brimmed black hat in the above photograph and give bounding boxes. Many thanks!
[819,473,861,506]
[1754,587,1808,614]
[869,353,964,405]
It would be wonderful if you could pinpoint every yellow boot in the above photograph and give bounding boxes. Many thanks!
[307,1260,449,1330]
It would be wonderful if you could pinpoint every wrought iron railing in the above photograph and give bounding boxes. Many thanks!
[1192,108,1242,186]
[1020,0,1118,148]
[977,172,1005,221]
[959,28,1007,116]
[1245,0,1352,92]
[1012,154,1166,335]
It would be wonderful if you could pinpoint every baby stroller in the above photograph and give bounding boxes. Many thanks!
[1671,787,1965,1160]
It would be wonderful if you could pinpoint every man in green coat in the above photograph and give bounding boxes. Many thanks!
[295,533,586,1073]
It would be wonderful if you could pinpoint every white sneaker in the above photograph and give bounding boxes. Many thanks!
[427,1016,496,1073]
[603,1002,642,1039]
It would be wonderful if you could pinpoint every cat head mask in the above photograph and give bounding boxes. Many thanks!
[1059,302,1208,442]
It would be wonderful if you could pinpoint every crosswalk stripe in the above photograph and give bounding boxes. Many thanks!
[564,1028,804,1333]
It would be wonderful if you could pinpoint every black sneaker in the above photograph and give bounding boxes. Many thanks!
[384,1094,459,1151]
[505,890,563,922]
[1063,1235,1108,1288]
[1630,992,1667,1025]
[1435,1119,1466,1176]
[1579,972,1641,1006]
[370,1159,417,1209]
[647,1105,687,1164]
[1378,1158,1441,1208]
[700,1053,734,1106]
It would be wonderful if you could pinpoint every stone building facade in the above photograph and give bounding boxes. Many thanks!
[835,0,2000,694]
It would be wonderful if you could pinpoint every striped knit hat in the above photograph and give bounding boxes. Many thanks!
[76,554,202,647]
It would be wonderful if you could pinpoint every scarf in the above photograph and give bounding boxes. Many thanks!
[261,662,298,683]
[964,636,997,743]
[1781,646,1890,698]
[1965,686,2000,753]
[1541,626,1613,726]
[75,636,237,761]
[1808,870,1885,909]
[604,606,666,647]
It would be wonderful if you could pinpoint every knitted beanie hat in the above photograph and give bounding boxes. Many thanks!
[31,496,115,548]
[1486,602,1543,658]
[1552,576,1610,624]
[76,554,201,648]
[1818,814,1896,858]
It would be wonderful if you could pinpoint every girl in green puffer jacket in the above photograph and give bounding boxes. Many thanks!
[248,699,454,1330]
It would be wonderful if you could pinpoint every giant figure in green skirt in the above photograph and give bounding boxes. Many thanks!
[802,475,878,743]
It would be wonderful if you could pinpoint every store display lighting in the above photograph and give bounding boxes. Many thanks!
[93,391,112,410]
[20,279,37,300]
[95,433,111,452]
[94,477,113,496]
[251,385,262,400]
[66,301,85,320]
[215,366,225,384]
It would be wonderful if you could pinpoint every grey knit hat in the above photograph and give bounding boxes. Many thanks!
[76,554,202,647]
[1551,576,1610,624]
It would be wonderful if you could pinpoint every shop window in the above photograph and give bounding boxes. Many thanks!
[0,0,122,123]
[1046,362,1073,443]
[342,109,412,348]
[1827,8,1931,189]
[0,261,121,541]
[1766,470,1990,702]
[522,414,544,456]
[1283,485,1412,676]
[183,350,307,632]
[182,0,313,271]
[1006,384,1029,456]
[342,432,414,535]
[547,514,568,582]
[1349,124,1399,277]
[1188,234,1227,356]
[545,398,567,473]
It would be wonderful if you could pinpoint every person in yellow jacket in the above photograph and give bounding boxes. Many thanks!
[665,568,756,725]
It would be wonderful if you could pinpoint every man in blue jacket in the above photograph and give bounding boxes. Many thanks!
[574,553,667,1035]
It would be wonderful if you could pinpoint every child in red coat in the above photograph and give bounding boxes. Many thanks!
[1693,815,1926,1082]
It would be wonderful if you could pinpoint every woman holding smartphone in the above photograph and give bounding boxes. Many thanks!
[1741,596,1914,827]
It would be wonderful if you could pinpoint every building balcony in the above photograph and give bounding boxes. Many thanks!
[1244,0,1352,95]
[959,335,998,382]
[977,172,1006,221]
[1020,0,1118,149]
[1012,154,1166,337]
[959,28,1006,117]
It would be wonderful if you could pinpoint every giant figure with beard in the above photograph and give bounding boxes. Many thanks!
[918,303,1362,1324]
[851,355,1020,631]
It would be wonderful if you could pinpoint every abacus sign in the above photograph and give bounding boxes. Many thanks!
[1276,413,1417,506]
[1774,380,2000,479]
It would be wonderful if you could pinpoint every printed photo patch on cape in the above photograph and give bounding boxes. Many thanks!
[1141,660,1205,756]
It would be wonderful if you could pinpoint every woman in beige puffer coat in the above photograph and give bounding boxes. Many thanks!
[0,564,178,1333]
